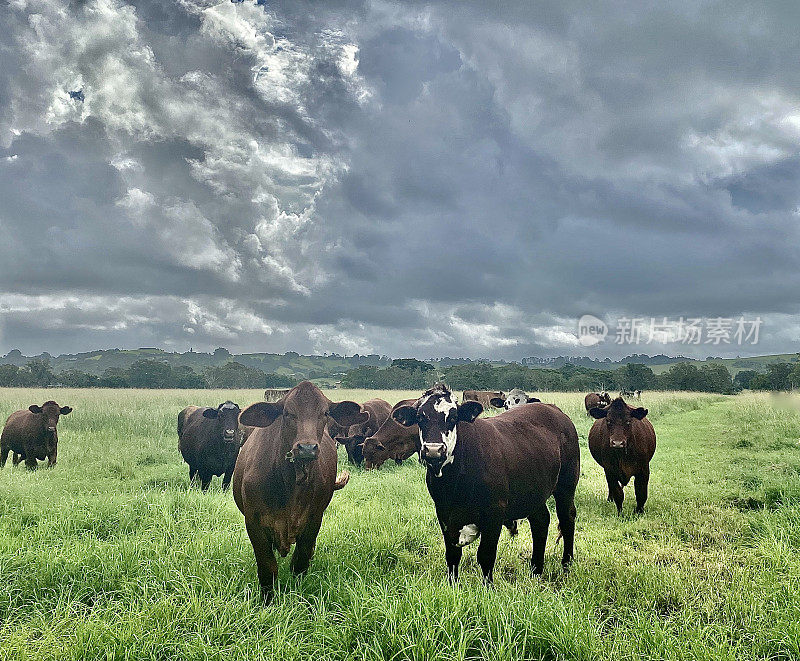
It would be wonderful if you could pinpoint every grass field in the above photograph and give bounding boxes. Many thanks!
[0,388,799,660]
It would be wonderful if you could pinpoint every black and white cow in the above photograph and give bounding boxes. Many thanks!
[488,388,540,410]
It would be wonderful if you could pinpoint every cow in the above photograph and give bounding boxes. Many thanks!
[392,384,579,582]
[265,388,291,402]
[619,389,635,398]
[462,390,505,409]
[588,397,656,515]
[584,392,611,414]
[233,381,366,603]
[1,401,72,470]
[489,388,540,410]
[334,398,391,466]
[178,401,242,491]
[634,390,642,399]
[362,399,419,469]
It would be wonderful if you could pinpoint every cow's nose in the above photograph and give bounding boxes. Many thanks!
[421,444,446,459]
[224,429,236,438]
[294,442,319,460]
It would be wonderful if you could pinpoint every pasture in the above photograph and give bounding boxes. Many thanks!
[0,388,798,660]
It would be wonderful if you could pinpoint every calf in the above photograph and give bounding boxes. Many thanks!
[178,401,242,490]
[462,390,505,409]
[392,385,579,582]
[489,388,540,410]
[362,399,419,469]
[334,398,391,466]
[1,401,72,470]
[588,397,656,514]
[233,381,366,602]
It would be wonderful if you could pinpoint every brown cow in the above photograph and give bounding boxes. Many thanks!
[1,401,72,470]
[362,399,419,469]
[462,390,505,409]
[178,401,242,490]
[392,384,579,582]
[233,381,367,602]
[588,397,656,514]
[334,398,391,466]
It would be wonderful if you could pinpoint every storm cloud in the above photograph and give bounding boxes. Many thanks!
[1,0,800,359]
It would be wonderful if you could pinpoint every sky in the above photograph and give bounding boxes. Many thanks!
[1,0,800,360]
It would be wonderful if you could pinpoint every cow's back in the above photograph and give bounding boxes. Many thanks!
[463,403,578,507]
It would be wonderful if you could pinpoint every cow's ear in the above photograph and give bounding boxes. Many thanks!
[392,405,418,427]
[489,397,505,408]
[239,402,282,427]
[630,407,648,420]
[202,408,219,419]
[28,405,42,414]
[329,401,368,428]
[527,397,540,403]
[59,406,73,415]
[589,407,608,419]
[458,401,483,423]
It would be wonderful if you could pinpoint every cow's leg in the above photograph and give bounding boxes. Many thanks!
[221,468,233,491]
[12,452,23,467]
[476,519,503,584]
[198,470,212,492]
[445,542,463,583]
[634,468,650,514]
[290,515,322,575]
[605,470,624,514]
[188,465,198,486]
[394,458,403,466]
[554,489,577,571]
[47,446,57,468]
[245,519,278,604]
[0,444,9,468]
[25,457,38,471]
[528,503,550,576]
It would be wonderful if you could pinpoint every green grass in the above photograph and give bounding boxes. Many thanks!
[0,388,799,660]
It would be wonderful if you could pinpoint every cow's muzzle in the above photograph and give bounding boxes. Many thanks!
[609,438,627,449]
[287,442,319,462]
[223,429,237,442]
[420,443,447,470]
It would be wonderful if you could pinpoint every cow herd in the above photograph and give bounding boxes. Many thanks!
[0,385,656,604]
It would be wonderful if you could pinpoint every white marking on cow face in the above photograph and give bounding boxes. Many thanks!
[418,394,459,477]
[457,523,480,547]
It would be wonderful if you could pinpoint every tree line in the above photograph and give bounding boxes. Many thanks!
[341,359,742,394]
[0,358,295,389]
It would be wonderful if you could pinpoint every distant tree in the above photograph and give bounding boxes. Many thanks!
[58,370,100,388]
[616,363,656,391]
[213,347,231,359]
[171,365,207,389]
[698,364,735,394]
[99,367,129,388]
[0,364,19,387]
[204,362,268,388]
[391,358,434,372]
[17,358,56,386]
[733,370,759,391]
[764,363,792,391]
[127,359,173,388]
[264,373,295,388]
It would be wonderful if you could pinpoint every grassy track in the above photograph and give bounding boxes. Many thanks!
[0,388,799,660]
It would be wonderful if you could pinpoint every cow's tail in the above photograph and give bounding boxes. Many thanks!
[333,470,350,491]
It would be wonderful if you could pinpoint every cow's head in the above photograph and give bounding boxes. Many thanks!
[29,401,72,433]
[589,397,647,449]
[362,399,417,469]
[335,413,373,465]
[489,389,539,410]
[239,381,367,462]
[202,401,241,442]
[392,385,482,477]
[599,392,612,406]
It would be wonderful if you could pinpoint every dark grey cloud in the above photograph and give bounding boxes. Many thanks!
[1,0,800,359]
